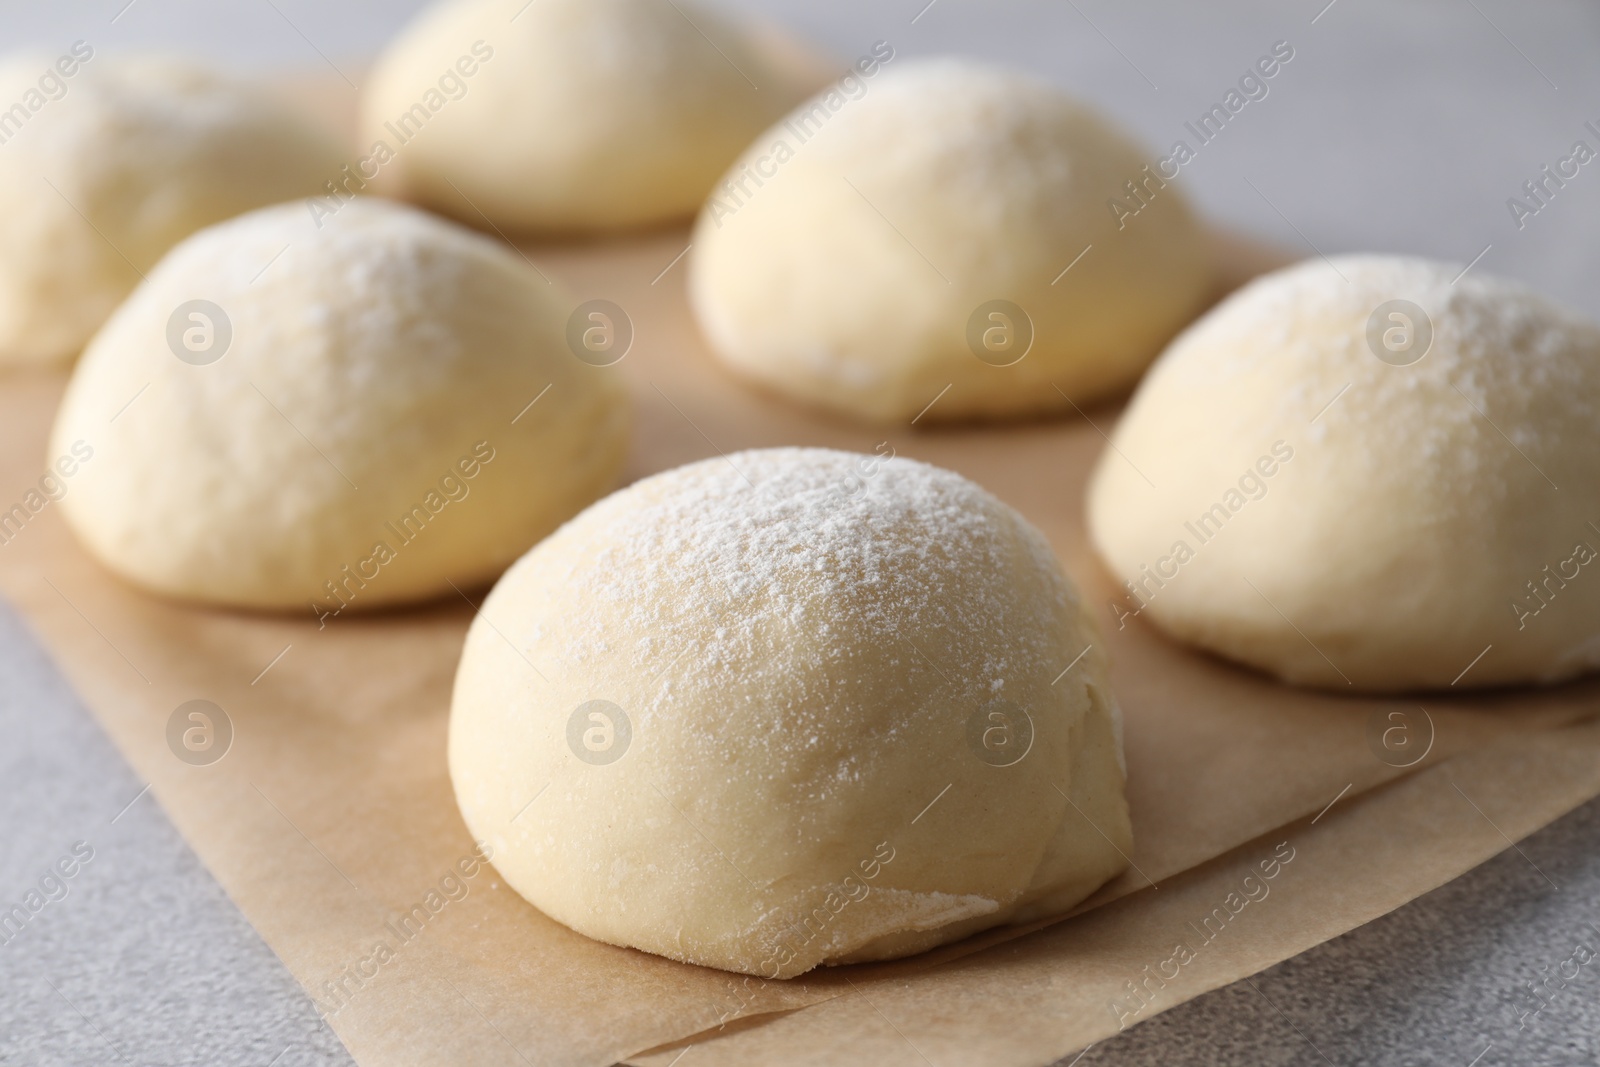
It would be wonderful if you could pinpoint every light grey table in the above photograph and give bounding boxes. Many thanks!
[4,2,1600,1064]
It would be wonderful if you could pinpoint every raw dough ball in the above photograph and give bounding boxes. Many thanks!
[50,198,628,612]
[0,52,346,368]
[362,0,817,233]
[689,58,1212,424]
[450,447,1131,978]
[1088,255,1600,692]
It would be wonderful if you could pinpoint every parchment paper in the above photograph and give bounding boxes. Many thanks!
[2,220,1599,1067]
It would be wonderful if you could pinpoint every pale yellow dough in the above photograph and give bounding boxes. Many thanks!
[689,58,1213,424]
[449,448,1131,978]
[1089,255,1600,692]
[362,0,816,233]
[0,53,345,367]
[50,199,628,613]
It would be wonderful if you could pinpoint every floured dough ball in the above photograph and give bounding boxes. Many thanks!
[361,0,818,233]
[450,447,1131,978]
[689,58,1212,424]
[1088,255,1600,692]
[50,198,628,613]
[0,51,346,368]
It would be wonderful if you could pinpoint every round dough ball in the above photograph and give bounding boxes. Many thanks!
[362,0,816,233]
[0,53,346,368]
[449,447,1131,978]
[688,58,1212,424]
[50,198,628,612]
[1088,255,1600,692]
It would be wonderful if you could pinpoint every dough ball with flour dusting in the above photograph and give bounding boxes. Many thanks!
[449,448,1131,978]
[0,52,345,367]
[362,0,818,233]
[50,198,628,612]
[1088,255,1600,692]
[689,58,1213,424]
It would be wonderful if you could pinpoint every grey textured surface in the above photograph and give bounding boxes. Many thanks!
[3,2,1600,1065]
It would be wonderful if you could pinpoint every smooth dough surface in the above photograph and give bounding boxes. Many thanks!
[688,58,1213,424]
[0,53,345,368]
[50,198,629,613]
[1088,255,1600,692]
[362,0,816,233]
[449,447,1131,978]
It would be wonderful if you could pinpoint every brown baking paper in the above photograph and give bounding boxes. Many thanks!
[2,220,1599,1067]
